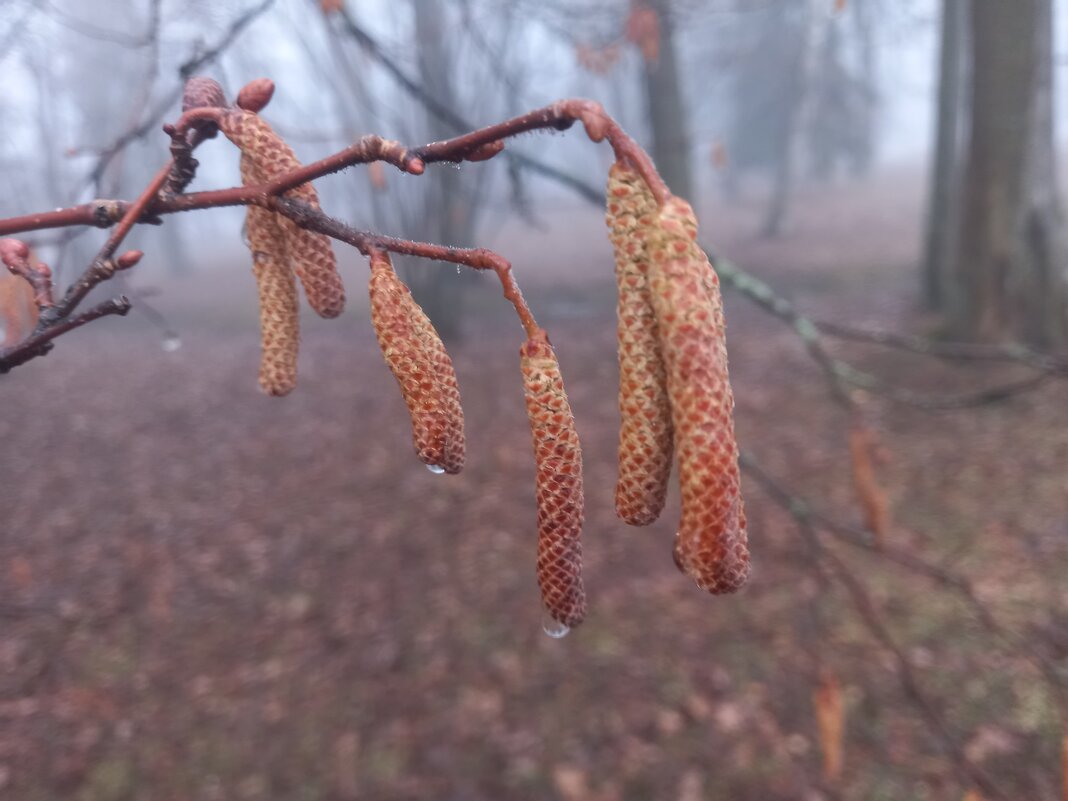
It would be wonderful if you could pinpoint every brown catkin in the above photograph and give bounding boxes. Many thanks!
[368,251,464,473]
[521,329,586,628]
[649,196,749,594]
[220,109,345,319]
[181,76,227,114]
[606,162,674,526]
[246,200,299,396]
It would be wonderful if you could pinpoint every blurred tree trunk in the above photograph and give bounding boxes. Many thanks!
[921,0,969,311]
[405,0,472,343]
[950,0,1067,345]
[1016,0,1068,345]
[850,0,877,177]
[642,0,693,202]
[762,0,822,238]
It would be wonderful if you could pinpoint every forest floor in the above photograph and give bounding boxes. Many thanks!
[1,168,1066,801]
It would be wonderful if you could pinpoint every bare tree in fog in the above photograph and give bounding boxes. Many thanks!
[317,0,518,342]
[921,0,968,311]
[401,0,485,341]
[6,5,1068,800]
[639,0,693,202]
[722,0,878,237]
[947,0,1067,345]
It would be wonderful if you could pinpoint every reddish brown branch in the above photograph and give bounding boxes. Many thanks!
[270,197,539,338]
[0,296,131,373]
[0,96,682,370]
[0,200,133,237]
[410,98,670,204]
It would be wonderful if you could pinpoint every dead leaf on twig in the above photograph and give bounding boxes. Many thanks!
[0,272,38,348]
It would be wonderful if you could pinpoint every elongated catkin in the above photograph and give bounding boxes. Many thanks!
[245,199,299,396]
[220,109,345,319]
[606,162,673,526]
[649,196,749,594]
[368,251,464,473]
[521,329,586,628]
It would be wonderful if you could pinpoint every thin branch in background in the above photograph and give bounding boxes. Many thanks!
[742,453,1006,799]
[0,0,35,70]
[815,317,1068,374]
[82,0,277,194]
[330,5,605,204]
[39,0,158,47]
[332,6,1068,420]
[740,452,1067,731]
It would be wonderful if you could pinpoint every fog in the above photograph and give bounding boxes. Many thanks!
[3,3,1068,800]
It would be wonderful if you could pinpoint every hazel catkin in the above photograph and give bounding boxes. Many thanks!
[220,109,345,319]
[648,196,749,594]
[245,201,299,396]
[521,329,587,629]
[368,251,465,474]
[606,162,674,526]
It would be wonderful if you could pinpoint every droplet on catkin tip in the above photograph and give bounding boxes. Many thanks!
[162,335,183,352]
[541,610,570,639]
[425,463,446,474]
[671,533,687,574]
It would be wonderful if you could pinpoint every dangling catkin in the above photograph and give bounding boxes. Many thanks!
[606,162,673,526]
[368,251,465,474]
[220,109,345,319]
[649,196,749,594]
[521,329,587,628]
[245,200,299,396]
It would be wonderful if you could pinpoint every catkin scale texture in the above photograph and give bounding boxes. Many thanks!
[649,197,749,594]
[245,199,299,396]
[521,331,587,628]
[221,109,345,319]
[606,162,674,526]
[368,252,465,474]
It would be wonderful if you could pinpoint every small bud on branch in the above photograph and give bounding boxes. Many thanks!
[236,78,276,113]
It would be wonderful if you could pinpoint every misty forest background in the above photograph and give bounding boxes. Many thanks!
[2,1,1068,800]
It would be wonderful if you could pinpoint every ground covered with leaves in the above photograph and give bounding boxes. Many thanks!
[1,175,1066,800]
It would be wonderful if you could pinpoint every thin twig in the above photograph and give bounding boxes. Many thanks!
[816,318,1068,374]
[741,452,1068,731]
[0,297,131,374]
[0,96,671,370]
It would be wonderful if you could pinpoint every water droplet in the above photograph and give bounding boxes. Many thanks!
[541,611,570,639]
[162,336,182,352]
[425,463,446,474]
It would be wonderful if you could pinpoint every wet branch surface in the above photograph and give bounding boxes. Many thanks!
[1,70,1066,801]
